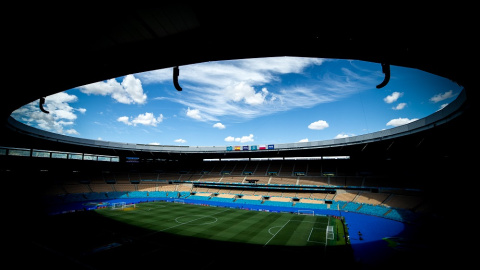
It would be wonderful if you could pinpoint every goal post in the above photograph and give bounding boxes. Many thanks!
[111,202,135,210]
[111,202,126,210]
[297,209,315,216]
[173,199,185,204]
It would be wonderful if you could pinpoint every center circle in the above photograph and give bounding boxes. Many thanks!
[175,215,218,225]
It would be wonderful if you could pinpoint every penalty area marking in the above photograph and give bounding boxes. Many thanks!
[265,219,327,246]
[307,227,326,244]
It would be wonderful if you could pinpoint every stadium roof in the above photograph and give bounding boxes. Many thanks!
[2,4,474,159]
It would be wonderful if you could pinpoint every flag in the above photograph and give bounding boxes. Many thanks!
[234,146,241,151]
[259,145,266,150]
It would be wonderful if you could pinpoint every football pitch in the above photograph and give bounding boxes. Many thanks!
[100,201,345,247]
[32,201,354,269]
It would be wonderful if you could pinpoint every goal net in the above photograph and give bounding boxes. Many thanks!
[111,202,126,209]
[297,210,315,216]
[111,202,135,210]
[326,225,334,240]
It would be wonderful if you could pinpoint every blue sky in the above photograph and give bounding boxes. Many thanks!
[12,57,462,146]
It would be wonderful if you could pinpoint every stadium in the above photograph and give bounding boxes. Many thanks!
[3,5,474,270]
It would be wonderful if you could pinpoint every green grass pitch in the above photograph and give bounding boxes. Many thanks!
[98,201,345,247]
[33,201,353,269]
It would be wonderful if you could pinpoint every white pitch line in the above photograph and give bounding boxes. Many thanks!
[307,227,325,244]
[264,220,290,247]
[159,208,230,232]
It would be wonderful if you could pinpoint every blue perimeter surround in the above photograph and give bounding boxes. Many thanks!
[45,196,419,267]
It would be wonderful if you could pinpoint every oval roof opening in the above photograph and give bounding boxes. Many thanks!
[11,57,463,147]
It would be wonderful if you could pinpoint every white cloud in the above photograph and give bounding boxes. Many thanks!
[392,102,407,110]
[224,134,254,143]
[237,134,254,143]
[139,57,374,122]
[308,120,329,130]
[79,74,147,104]
[334,133,355,139]
[76,108,87,114]
[10,92,83,136]
[174,138,187,143]
[298,138,309,142]
[430,90,455,103]
[213,122,226,129]
[384,92,403,104]
[53,109,77,120]
[65,129,79,135]
[438,103,449,111]
[117,116,131,125]
[186,107,202,120]
[386,117,419,127]
[224,136,235,142]
[117,113,164,127]
[132,113,163,126]
[139,57,325,86]
[225,82,269,105]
